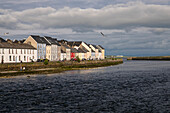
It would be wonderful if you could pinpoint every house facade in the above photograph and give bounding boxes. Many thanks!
[90,44,99,60]
[24,35,48,60]
[0,41,37,63]
[97,45,105,59]
[58,40,71,61]
[44,36,61,61]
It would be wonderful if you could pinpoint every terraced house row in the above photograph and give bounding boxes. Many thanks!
[0,35,105,63]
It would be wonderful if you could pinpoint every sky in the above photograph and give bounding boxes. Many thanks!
[0,0,170,56]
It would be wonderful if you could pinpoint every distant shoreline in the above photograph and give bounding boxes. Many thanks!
[0,59,123,77]
[127,56,170,61]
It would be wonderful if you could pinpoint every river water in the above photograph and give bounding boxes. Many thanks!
[0,60,169,113]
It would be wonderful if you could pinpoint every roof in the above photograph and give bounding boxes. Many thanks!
[30,35,49,44]
[71,48,79,53]
[67,41,82,47]
[96,46,102,52]
[61,49,66,53]
[60,43,70,49]
[78,48,86,53]
[91,44,98,49]
[58,40,68,44]
[81,46,89,52]
[0,42,36,49]
[91,49,95,52]
[44,36,60,46]
[97,45,104,49]
[0,37,6,42]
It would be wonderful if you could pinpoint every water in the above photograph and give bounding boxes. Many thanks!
[0,61,169,113]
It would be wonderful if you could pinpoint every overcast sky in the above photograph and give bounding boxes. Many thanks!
[1,0,170,56]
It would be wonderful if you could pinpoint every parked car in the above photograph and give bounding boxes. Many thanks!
[32,59,37,62]
[37,59,41,62]
[82,58,86,61]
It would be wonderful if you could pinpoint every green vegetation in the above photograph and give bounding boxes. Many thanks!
[0,59,123,77]
[44,59,49,65]
[76,56,80,62]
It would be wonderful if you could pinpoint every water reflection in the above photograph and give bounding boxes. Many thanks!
[0,61,169,112]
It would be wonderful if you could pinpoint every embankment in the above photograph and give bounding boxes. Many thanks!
[0,59,123,77]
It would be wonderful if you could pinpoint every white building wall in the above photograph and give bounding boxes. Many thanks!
[51,45,58,61]
[98,52,102,59]
[60,53,66,61]
[82,42,91,59]
[66,49,71,60]
[91,52,95,60]
[0,48,37,63]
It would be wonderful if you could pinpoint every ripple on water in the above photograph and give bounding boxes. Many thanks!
[0,61,169,113]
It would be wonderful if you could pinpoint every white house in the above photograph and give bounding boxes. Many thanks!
[0,40,37,63]
[60,50,66,61]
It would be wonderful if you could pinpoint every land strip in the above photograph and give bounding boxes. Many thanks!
[0,59,123,77]
[127,56,170,60]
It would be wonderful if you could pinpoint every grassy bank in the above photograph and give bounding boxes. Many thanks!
[0,59,123,77]
[127,56,170,61]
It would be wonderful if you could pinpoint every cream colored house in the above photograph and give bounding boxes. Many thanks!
[89,44,99,60]
[44,36,61,61]
[97,45,105,59]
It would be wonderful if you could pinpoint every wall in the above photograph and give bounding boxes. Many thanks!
[0,48,37,63]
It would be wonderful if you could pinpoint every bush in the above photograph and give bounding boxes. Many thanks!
[44,59,49,65]
[76,56,80,62]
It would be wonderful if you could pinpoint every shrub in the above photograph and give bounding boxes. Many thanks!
[76,56,80,62]
[44,59,49,65]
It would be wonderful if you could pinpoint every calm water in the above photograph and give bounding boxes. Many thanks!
[0,61,169,113]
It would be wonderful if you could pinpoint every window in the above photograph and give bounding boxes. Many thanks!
[13,56,15,61]
[9,49,10,54]
[32,56,34,59]
[0,49,1,54]
[12,49,14,54]
[21,49,22,54]
[19,56,21,61]
[24,49,26,54]
[2,49,4,54]
[9,56,12,61]
[27,49,29,54]
[33,50,34,54]
[24,56,26,61]
[16,49,17,54]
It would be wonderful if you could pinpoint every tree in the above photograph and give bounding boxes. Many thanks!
[44,59,49,65]
[76,56,80,62]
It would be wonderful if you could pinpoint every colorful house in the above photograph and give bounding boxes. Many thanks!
[97,45,105,59]
[24,35,48,60]
[44,36,61,61]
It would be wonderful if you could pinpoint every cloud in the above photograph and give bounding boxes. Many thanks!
[0,1,170,32]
